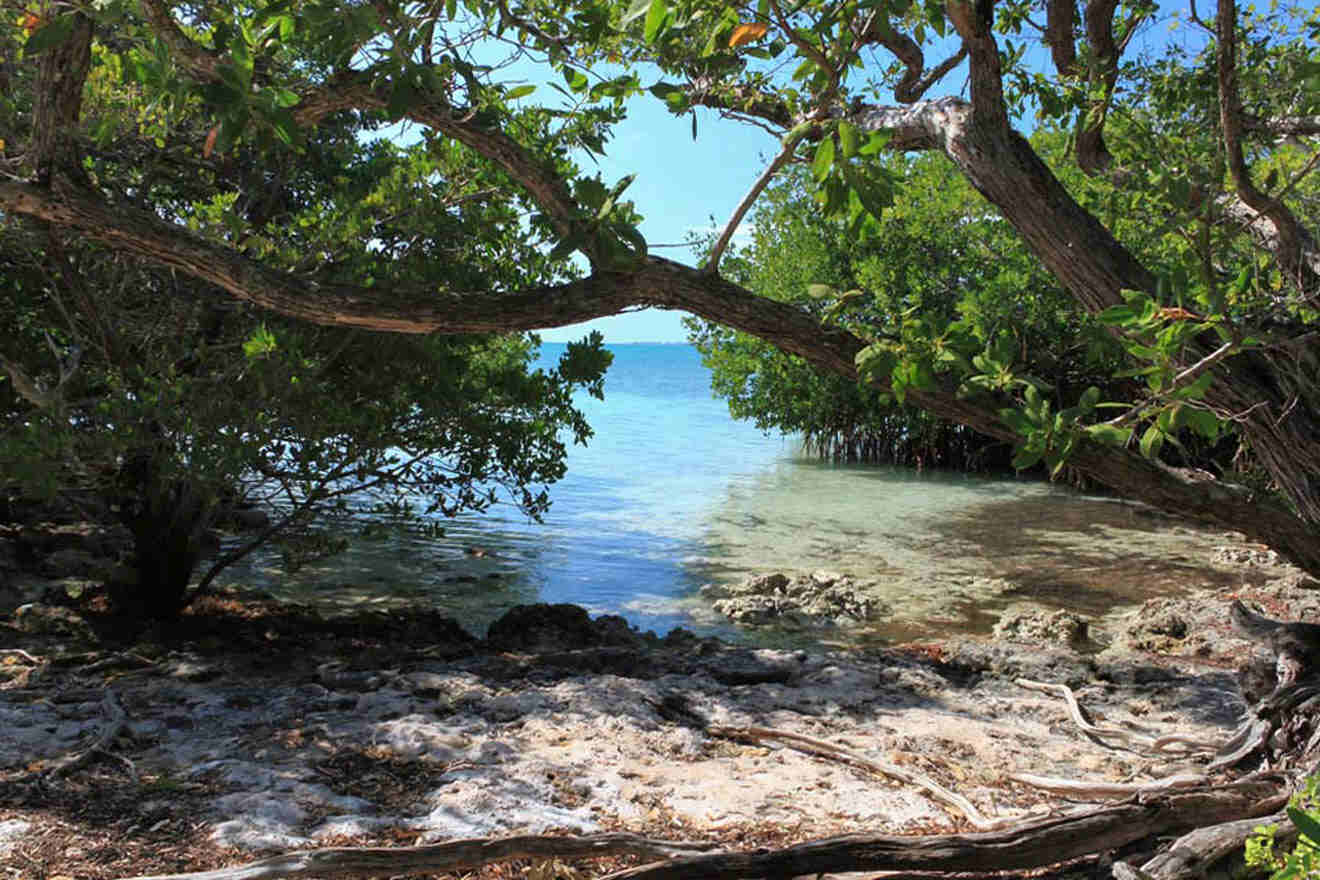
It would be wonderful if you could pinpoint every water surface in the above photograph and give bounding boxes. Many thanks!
[221,343,1245,645]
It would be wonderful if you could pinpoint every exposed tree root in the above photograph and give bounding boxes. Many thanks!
[1015,678,1223,756]
[11,688,130,783]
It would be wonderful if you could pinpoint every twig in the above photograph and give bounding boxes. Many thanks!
[0,648,43,665]
[76,652,157,675]
[11,689,130,783]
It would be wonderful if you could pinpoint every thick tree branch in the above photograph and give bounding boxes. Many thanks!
[1243,114,1320,137]
[1075,0,1121,173]
[1044,0,1080,77]
[31,12,93,181]
[137,0,222,80]
[289,71,592,261]
[860,19,967,104]
[10,170,1320,574]
[118,832,720,880]
[944,0,1009,129]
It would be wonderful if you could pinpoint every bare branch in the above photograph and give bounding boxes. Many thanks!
[703,133,804,275]
[686,81,797,131]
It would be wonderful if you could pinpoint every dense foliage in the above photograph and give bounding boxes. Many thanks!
[688,151,1130,471]
[3,0,1320,579]
[1,22,611,617]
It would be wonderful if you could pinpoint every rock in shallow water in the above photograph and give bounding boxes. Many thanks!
[992,606,1089,647]
[705,571,888,627]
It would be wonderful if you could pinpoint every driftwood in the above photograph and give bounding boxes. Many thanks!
[113,600,1320,880]
[116,832,722,880]
[1006,771,1207,800]
[1125,809,1293,880]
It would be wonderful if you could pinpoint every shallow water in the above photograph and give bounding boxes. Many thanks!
[219,343,1246,646]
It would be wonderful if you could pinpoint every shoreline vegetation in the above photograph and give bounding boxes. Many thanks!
[3,502,1317,879]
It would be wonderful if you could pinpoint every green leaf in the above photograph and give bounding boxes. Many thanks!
[806,283,836,299]
[837,121,860,158]
[1098,304,1136,326]
[386,80,417,120]
[1184,407,1221,440]
[999,409,1033,436]
[622,0,652,24]
[1012,447,1043,470]
[547,227,589,262]
[812,136,836,183]
[857,130,891,156]
[644,0,669,43]
[505,84,536,100]
[243,323,278,359]
[562,67,589,93]
[1288,806,1320,847]
[1086,424,1133,447]
[1078,386,1101,413]
[574,178,609,210]
[855,345,896,381]
[24,15,76,52]
[1140,424,1165,460]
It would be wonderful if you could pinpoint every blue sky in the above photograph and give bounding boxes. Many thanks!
[538,96,779,343]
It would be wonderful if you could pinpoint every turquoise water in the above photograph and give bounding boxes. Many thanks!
[222,342,1240,645]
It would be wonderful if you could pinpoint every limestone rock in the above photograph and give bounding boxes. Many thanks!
[705,571,888,628]
[992,606,1089,647]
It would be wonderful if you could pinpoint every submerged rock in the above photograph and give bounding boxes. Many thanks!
[705,571,888,628]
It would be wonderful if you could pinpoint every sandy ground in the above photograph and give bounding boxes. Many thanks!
[1,543,1315,878]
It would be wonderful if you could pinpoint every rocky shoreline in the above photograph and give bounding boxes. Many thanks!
[2,517,1318,878]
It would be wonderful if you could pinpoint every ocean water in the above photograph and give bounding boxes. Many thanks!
[222,342,1243,646]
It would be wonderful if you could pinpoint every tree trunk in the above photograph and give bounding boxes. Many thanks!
[112,446,211,620]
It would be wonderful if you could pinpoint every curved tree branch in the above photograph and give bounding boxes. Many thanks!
[1216,0,1319,303]
[137,0,222,80]
[859,18,967,104]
